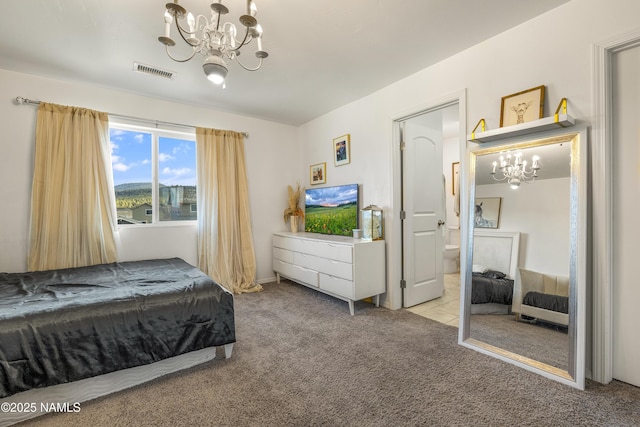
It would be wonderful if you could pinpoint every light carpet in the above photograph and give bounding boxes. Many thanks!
[25,280,640,426]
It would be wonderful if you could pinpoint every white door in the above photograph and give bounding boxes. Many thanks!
[402,112,445,307]
[611,44,640,387]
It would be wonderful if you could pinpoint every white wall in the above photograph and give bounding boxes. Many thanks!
[476,178,570,275]
[297,0,640,309]
[0,68,298,282]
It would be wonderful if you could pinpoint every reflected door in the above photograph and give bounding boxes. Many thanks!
[402,115,444,307]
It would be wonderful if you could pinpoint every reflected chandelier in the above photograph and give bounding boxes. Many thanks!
[158,0,268,86]
[490,152,541,189]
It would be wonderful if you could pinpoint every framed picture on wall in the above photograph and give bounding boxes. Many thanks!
[500,85,545,127]
[310,162,326,185]
[474,197,501,229]
[333,134,351,166]
[452,162,460,195]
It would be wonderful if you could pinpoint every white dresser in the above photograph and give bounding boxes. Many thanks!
[272,231,386,315]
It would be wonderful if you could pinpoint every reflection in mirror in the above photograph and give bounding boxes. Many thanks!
[459,128,586,390]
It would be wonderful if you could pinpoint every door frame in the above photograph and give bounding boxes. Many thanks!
[591,29,640,384]
[389,89,466,310]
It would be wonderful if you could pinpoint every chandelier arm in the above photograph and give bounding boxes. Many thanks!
[234,55,263,71]
[174,16,200,47]
[231,26,252,52]
[195,14,209,33]
[165,45,199,63]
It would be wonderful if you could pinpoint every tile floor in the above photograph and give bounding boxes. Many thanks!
[405,273,461,327]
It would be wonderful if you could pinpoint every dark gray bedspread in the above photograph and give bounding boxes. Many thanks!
[0,258,235,398]
[523,291,568,314]
[471,272,514,305]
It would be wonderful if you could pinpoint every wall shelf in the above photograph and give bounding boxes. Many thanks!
[468,114,575,143]
[468,98,575,143]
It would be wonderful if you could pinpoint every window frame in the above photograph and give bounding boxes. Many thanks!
[109,122,198,228]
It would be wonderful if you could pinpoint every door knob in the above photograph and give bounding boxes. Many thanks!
[437,220,445,227]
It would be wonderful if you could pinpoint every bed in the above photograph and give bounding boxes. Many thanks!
[0,258,234,425]
[512,268,569,326]
[470,231,520,314]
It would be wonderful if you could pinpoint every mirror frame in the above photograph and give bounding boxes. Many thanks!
[459,126,587,390]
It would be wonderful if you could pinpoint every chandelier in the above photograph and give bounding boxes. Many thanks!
[490,152,541,189]
[158,0,268,86]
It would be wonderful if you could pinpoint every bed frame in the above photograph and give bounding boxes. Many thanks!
[471,230,520,314]
[0,344,233,427]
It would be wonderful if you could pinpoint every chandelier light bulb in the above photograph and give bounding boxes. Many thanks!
[187,12,195,33]
[207,73,225,85]
[164,11,173,38]
[255,24,263,51]
[203,55,228,85]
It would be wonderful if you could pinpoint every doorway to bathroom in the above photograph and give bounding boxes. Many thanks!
[398,101,461,326]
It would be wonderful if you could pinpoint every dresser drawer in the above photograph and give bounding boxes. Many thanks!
[273,259,319,287]
[293,252,353,281]
[293,239,352,263]
[273,235,295,251]
[319,273,354,299]
[273,247,293,263]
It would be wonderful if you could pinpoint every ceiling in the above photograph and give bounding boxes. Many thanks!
[0,0,569,126]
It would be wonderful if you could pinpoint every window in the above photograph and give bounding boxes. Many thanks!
[110,124,197,225]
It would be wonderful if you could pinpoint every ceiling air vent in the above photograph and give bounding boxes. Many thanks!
[133,62,175,79]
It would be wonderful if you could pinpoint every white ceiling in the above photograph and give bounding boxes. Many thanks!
[0,0,569,126]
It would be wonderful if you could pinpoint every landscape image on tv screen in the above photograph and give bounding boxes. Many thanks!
[304,184,358,236]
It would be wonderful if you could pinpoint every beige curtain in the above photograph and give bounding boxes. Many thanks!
[28,103,118,271]
[196,128,261,294]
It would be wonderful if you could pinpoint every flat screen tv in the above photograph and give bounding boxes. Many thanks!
[304,184,359,236]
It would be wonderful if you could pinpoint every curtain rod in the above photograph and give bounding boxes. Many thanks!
[14,96,249,138]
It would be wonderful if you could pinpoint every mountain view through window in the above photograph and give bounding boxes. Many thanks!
[110,127,197,224]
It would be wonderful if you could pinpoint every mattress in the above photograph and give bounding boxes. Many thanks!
[471,272,514,305]
[0,258,235,398]
[522,291,568,314]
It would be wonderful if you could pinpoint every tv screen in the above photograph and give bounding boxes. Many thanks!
[304,184,359,236]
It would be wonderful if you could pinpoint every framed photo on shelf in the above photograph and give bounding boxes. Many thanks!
[474,197,501,229]
[500,85,545,127]
[310,162,326,185]
[333,134,351,166]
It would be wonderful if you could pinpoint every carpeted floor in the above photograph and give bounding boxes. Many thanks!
[470,313,569,370]
[24,280,640,427]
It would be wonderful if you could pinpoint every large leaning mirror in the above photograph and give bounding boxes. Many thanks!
[459,126,587,389]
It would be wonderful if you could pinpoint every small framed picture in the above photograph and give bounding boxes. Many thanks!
[452,162,460,195]
[500,85,545,127]
[310,162,326,185]
[474,197,501,229]
[333,134,351,166]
